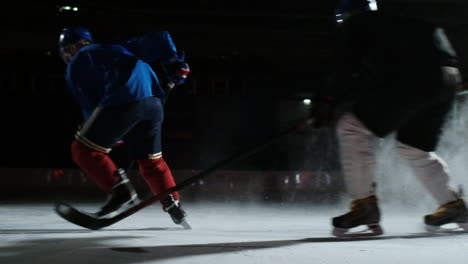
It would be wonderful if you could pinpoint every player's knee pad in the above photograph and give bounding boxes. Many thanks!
[71,140,119,192]
[71,140,93,164]
[71,140,107,164]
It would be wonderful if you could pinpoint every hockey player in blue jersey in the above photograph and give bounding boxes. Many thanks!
[309,0,468,236]
[58,26,191,227]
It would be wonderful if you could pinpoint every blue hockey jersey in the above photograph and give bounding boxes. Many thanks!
[65,31,180,120]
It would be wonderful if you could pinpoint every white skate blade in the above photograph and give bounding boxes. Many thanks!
[425,222,468,233]
[180,220,192,230]
[333,223,383,237]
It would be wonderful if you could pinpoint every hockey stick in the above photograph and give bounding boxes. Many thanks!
[164,82,176,102]
[55,118,312,230]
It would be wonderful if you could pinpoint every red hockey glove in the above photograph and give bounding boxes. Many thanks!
[176,62,190,79]
[164,51,191,86]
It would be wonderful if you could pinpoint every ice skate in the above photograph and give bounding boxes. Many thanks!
[162,194,191,229]
[96,169,139,218]
[424,198,468,233]
[332,195,383,237]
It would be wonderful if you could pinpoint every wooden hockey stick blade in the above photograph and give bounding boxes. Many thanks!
[55,201,103,230]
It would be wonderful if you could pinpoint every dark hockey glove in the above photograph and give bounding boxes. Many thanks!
[163,50,191,86]
[309,96,338,129]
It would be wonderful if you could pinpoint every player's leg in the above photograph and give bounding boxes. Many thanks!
[72,103,142,216]
[126,97,189,227]
[331,90,424,237]
[332,112,382,237]
[396,97,468,231]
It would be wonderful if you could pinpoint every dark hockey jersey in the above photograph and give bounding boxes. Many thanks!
[324,11,459,103]
[65,31,181,120]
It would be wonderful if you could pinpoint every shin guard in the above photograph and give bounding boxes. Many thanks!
[137,158,180,200]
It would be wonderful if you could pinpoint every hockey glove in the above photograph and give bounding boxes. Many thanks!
[309,96,337,129]
[163,50,191,86]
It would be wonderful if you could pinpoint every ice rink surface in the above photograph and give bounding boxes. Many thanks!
[2,94,468,264]
[1,200,468,264]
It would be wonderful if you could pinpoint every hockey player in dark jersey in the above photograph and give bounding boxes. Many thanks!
[310,0,468,236]
[58,26,191,227]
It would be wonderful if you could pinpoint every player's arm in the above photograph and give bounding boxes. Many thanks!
[309,21,363,128]
[122,31,190,86]
[122,31,178,62]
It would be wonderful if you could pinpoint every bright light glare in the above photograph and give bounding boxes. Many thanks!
[335,13,344,24]
[58,6,79,12]
[295,174,302,184]
[303,99,311,105]
[369,3,378,11]
[369,0,378,11]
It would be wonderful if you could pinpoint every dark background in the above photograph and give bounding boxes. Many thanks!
[0,0,467,173]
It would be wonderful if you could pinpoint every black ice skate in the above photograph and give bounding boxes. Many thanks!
[96,169,139,218]
[161,194,191,229]
[424,198,468,233]
[332,195,383,237]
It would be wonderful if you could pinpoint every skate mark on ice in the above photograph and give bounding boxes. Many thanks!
[110,239,303,254]
[110,232,468,255]
[302,232,468,241]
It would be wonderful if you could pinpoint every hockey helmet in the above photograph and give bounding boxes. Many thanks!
[58,26,93,48]
[335,0,378,24]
